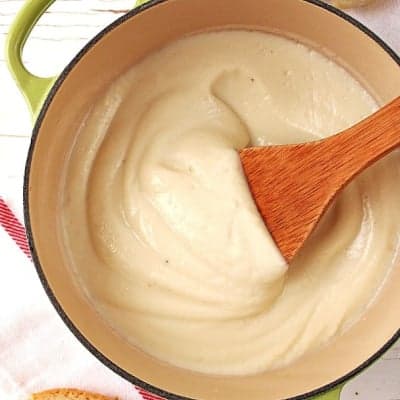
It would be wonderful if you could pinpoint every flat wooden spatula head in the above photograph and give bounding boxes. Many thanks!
[239,144,332,263]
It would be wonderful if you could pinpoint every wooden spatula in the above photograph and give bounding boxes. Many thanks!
[240,96,400,263]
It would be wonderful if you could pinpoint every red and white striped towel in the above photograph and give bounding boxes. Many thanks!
[0,198,163,399]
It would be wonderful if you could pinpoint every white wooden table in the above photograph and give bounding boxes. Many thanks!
[0,1,399,399]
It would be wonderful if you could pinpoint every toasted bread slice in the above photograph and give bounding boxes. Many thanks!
[30,388,118,400]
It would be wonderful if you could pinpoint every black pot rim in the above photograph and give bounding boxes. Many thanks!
[24,1,400,399]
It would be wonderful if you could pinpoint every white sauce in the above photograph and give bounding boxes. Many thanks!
[61,31,400,375]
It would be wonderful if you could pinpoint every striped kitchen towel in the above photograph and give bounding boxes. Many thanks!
[0,197,163,400]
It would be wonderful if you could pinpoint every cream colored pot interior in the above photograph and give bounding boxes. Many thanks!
[28,0,400,399]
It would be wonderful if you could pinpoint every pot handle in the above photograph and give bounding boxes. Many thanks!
[312,384,343,399]
[5,0,57,120]
[6,0,144,120]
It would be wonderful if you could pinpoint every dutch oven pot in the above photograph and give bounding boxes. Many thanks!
[6,0,400,399]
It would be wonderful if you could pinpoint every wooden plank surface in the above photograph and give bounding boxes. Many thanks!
[0,1,399,399]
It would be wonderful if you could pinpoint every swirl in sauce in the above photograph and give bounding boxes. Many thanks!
[61,31,400,375]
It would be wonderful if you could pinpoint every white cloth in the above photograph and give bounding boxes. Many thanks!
[0,1,398,400]
[0,224,142,400]
[348,0,400,54]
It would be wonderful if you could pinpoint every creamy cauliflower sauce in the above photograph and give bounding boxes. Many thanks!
[62,31,400,375]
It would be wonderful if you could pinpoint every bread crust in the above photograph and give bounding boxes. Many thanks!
[30,388,118,400]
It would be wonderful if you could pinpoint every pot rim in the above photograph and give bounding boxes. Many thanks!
[24,1,400,399]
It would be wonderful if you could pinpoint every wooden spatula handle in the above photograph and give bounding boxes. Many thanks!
[324,96,400,186]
